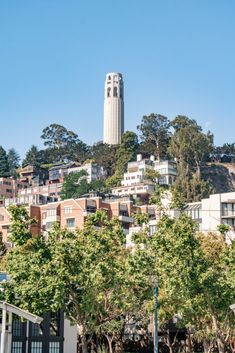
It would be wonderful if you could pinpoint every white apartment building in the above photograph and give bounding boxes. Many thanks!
[112,154,177,197]
[67,163,107,183]
[185,191,235,239]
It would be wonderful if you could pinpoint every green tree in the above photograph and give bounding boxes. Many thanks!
[106,131,139,187]
[22,145,46,168]
[137,114,170,159]
[41,123,79,148]
[7,148,20,178]
[91,142,117,177]
[0,146,10,177]
[169,116,213,202]
[60,170,90,200]
[41,123,89,163]
[4,206,151,353]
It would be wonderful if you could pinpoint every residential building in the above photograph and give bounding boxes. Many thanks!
[0,178,28,201]
[103,72,124,144]
[185,191,235,239]
[17,182,62,200]
[4,194,57,207]
[67,162,107,182]
[49,162,107,185]
[39,197,139,234]
[0,195,158,246]
[112,154,177,198]
[0,205,41,244]
[154,159,177,185]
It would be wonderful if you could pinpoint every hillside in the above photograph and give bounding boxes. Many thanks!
[202,162,235,194]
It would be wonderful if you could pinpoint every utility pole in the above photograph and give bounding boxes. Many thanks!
[153,277,158,353]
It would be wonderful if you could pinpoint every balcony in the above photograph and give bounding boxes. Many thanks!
[42,215,60,225]
[221,211,235,218]
[118,215,134,223]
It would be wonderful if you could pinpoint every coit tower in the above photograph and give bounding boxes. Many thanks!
[103,72,124,144]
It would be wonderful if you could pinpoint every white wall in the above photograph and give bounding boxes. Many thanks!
[64,319,77,353]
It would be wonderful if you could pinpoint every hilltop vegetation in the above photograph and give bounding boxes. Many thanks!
[0,116,234,202]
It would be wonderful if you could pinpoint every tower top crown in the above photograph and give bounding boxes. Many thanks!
[105,73,123,81]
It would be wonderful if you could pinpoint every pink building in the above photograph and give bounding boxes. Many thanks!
[0,177,28,201]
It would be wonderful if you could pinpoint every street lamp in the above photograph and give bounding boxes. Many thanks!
[152,276,158,353]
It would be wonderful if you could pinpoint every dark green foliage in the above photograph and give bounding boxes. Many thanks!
[7,148,20,178]
[169,116,214,202]
[22,145,47,168]
[60,170,90,199]
[8,205,37,246]
[41,123,78,148]
[60,170,104,200]
[115,131,139,174]
[91,142,117,176]
[0,146,10,177]
[41,124,89,163]
[137,113,170,159]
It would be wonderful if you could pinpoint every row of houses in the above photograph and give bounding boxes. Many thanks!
[0,195,156,244]
[1,190,235,247]
[0,155,178,207]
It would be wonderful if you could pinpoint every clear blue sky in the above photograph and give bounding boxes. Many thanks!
[0,0,235,159]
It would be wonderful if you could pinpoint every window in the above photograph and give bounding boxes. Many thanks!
[42,212,46,219]
[64,206,72,215]
[119,210,128,217]
[47,209,56,217]
[113,86,118,97]
[49,342,60,353]
[0,214,4,221]
[107,87,111,97]
[31,323,43,336]
[149,225,157,235]
[31,341,42,353]
[66,218,75,228]
[46,222,54,230]
[50,312,61,336]
[12,341,23,353]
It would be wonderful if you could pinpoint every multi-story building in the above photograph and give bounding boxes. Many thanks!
[0,205,41,244]
[0,178,28,202]
[17,183,62,200]
[185,191,235,239]
[0,196,157,245]
[67,162,107,183]
[49,162,107,184]
[112,154,177,198]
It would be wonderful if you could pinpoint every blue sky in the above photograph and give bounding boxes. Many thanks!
[0,0,235,159]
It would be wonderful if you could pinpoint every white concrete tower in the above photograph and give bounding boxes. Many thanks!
[103,72,124,144]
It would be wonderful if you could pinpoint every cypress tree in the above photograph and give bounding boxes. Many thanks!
[0,146,10,177]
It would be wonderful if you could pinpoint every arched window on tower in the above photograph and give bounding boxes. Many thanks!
[107,87,111,97]
[113,87,118,97]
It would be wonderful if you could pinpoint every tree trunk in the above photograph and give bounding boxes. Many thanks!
[81,334,88,353]
[115,339,123,353]
[203,339,213,353]
[185,329,193,353]
[104,334,114,353]
[211,314,225,353]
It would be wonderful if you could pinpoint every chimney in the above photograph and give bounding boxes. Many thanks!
[137,154,142,162]
[150,155,155,162]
